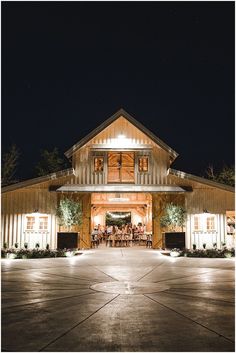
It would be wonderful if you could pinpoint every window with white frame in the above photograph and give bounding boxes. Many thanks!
[26,216,36,230]
[39,216,48,230]
[206,216,216,231]
[193,215,201,231]
[25,214,49,232]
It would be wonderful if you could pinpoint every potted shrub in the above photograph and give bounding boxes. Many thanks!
[56,197,82,250]
[160,203,186,250]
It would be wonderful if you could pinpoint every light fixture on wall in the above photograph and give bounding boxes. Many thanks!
[108,193,129,202]
[203,209,209,213]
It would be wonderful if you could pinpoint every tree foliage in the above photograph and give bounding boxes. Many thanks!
[1,144,20,186]
[56,197,82,231]
[160,203,186,231]
[205,164,235,187]
[35,148,68,176]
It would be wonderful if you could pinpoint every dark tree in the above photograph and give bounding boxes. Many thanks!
[35,148,68,176]
[205,164,235,187]
[1,144,20,186]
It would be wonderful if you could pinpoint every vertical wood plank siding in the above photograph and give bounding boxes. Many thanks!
[73,117,170,185]
[1,189,58,248]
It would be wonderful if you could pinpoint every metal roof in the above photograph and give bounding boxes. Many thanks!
[169,168,235,193]
[1,168,75,193]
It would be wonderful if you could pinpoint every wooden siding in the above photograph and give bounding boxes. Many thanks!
[1,189,57,248]
[186,214,227,249]
[167,174,234,213]
[72,117,171,185]
[1,174,76,248]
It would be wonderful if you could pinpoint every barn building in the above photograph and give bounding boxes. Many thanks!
[1,109,235,250]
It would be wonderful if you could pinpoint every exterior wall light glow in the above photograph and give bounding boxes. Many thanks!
[108,197,130,202]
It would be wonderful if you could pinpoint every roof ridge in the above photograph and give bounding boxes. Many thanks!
[64,109,178,160]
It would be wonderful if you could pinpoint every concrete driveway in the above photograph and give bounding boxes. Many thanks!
[1,247,235,352]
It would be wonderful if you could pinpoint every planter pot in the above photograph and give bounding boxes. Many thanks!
[57,232,79,250]
[170,251,180,257]
[162,232,185,250]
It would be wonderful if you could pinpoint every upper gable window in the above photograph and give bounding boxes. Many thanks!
[138,157,149,172]
[94,157,104,172]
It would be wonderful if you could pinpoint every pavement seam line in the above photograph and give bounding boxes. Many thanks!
[93,266,119,281]
[3,291,97,311]
[154,270,222,284]
[137,261,166,282]
[162,290,234,304]
[144,294,235,344]
[38,294,120,352]
[40,271,98,282]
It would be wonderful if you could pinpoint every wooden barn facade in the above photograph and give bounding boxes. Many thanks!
[1,109,235,250]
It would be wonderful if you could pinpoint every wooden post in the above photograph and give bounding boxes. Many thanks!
[79,193,91,249]
[152,194,164,249]
[152,193,186,249]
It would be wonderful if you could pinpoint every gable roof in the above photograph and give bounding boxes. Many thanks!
[1,168,75,194]
[169,168,235,193]
[65,108,179,160]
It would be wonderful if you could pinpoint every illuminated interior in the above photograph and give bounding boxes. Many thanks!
[91,193,152,231]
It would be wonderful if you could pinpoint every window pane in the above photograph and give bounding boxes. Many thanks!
[39,216,48,230]
[26,216,35,230]
[206,216,215,230]
[138,157,148,172]
[94,157,104,172]
[194,216,200,231]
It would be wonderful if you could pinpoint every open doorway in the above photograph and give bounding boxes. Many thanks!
[91,193,152,247]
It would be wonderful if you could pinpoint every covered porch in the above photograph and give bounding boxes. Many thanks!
[56,184,187,249]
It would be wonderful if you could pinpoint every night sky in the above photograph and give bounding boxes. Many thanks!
[2,2,235,181]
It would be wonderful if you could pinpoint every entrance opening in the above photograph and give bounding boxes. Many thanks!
[91,193,152,248]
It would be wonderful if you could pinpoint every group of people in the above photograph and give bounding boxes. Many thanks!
[91,223,152,248]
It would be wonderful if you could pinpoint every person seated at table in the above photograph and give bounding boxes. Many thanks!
[111,225,116,247]
[91,228,98,240]
[146,234,152,248]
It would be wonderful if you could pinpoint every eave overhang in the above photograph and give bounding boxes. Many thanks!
[56,184,189,193]
[1,168,75,193]
[169,168,235,193]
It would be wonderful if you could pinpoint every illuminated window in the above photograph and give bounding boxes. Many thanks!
[39,216,48,230]
[193,216,201,231]
[138,157,149,172]
[25,214,49,232]
[94,157,104,172]
[26,216,35,230]
[206,216,215,231]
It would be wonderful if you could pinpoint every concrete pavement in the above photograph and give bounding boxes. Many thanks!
[1,247,235,351]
